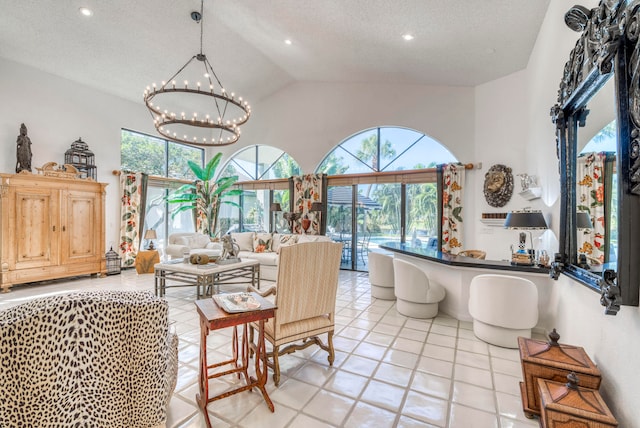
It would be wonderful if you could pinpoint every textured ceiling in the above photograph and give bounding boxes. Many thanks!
[0,0,550,105]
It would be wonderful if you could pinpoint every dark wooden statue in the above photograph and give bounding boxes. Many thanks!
[15,123,33,173]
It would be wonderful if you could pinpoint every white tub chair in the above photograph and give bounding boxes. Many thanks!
[368,251,396,300]
[468,274,538,348]
[393,258,445,318]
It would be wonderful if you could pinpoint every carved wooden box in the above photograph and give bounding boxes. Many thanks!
[518,330,601,417]
[538,373,617,428]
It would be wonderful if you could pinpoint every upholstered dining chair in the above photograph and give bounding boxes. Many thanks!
[248,241,343,386]
[458,249,487,259]
[393,258,445,318]
[468,274,538,348]
[0,290,178,427]
[368,251,396,300]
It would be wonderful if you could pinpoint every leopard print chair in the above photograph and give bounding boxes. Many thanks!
[0,290,178,428]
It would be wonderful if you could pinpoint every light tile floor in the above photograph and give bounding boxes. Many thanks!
[1,269,541,428]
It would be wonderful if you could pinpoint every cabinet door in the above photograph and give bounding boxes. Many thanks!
[14,188,58,269]
[61,190,101,264]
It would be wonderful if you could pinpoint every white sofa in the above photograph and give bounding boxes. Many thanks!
[165,232,222,259]
[230,231,333,281]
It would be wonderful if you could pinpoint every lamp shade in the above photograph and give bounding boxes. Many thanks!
[576,211,593,230]
[504,210,548,229]
[144,229,157,240]
[270,203,282,212]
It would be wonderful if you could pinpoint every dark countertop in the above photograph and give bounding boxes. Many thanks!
[379,242,550,274]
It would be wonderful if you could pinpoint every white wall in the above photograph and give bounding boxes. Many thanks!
[0,57,157,249]
[520,0,640,425]
[219,81,476,173]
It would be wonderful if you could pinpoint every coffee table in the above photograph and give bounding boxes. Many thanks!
[154,259,260,298]
[195,294,276,427]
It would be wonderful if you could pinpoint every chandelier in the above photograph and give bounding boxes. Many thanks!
[143,0,250,147]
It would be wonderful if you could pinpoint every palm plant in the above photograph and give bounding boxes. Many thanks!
[167,152,242,238]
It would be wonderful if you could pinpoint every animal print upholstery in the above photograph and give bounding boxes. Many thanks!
[0,290,178,428]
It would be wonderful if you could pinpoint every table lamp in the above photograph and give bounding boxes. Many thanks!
[270,203,282,233]
[504,210,548,265]
[144,229,157,250]
[576,211,593,231]
[576,211,594,269]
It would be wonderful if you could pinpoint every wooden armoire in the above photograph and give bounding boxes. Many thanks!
[0,172,107,292]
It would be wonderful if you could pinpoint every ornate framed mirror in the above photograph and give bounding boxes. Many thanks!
[550,0,640,313]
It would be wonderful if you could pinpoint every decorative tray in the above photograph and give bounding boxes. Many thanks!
[213,292,261,313]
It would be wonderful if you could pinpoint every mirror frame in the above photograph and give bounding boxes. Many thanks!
[550,0,640,312]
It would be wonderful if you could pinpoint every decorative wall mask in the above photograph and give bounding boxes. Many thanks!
[483,164,514,207]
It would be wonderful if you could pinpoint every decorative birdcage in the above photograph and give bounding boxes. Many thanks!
[64,137,96,180]
[105,247,121,275]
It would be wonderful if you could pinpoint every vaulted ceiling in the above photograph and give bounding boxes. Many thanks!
[0,0,551,105]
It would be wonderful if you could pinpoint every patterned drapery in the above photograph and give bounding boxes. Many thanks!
[577,152,614,263]
[290,174,326,234]
[119,171,148,267]
[440,163,465,254]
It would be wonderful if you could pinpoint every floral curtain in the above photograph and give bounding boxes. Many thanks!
[119,171,148,267]
[577,152,614,263]
[440,163,465,254]
[290,174,326,234]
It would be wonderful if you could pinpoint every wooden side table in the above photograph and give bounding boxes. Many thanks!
[194,294,276,427]
[135,250,160,274]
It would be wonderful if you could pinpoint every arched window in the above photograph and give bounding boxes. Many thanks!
[218,145,301,234]
[317,126,458,271]
[220,145,301,181]
[317,127,456,174]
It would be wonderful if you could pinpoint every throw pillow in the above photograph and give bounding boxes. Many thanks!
[230,232,255,252]
[253,232,273,253]
[276,239,297,255]
[275,234,298,254]
[175,236,190,247]
[194,233,211,248]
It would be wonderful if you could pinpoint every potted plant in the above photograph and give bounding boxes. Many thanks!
[167,152,242,239]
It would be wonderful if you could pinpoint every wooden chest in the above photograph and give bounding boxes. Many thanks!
[518,329,601,417]
[538,373,617,427]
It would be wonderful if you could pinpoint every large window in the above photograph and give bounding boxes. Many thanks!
[318,126,457,271]
[218,145,301,234]
[120,129,204,250]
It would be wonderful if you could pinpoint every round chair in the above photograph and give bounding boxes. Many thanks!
[368,252,395,300]
[468,274,538,348]
[393,259,445,318]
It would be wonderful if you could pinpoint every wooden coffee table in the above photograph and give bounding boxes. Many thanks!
[195,294,276,427]
[154,259,260,298]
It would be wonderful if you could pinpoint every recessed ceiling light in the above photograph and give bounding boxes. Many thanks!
[79,7,93,17]
[284,39,292,45]
[402,34,414,41]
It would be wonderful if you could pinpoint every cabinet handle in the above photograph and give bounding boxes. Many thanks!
[62,226,66,232]
[53,225,56,232]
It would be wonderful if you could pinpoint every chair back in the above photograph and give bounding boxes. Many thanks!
[0,290,177,426]
[368,251,394,287]
[469,274,538,328]
[394,258,434,302]
[274,241,342,326]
